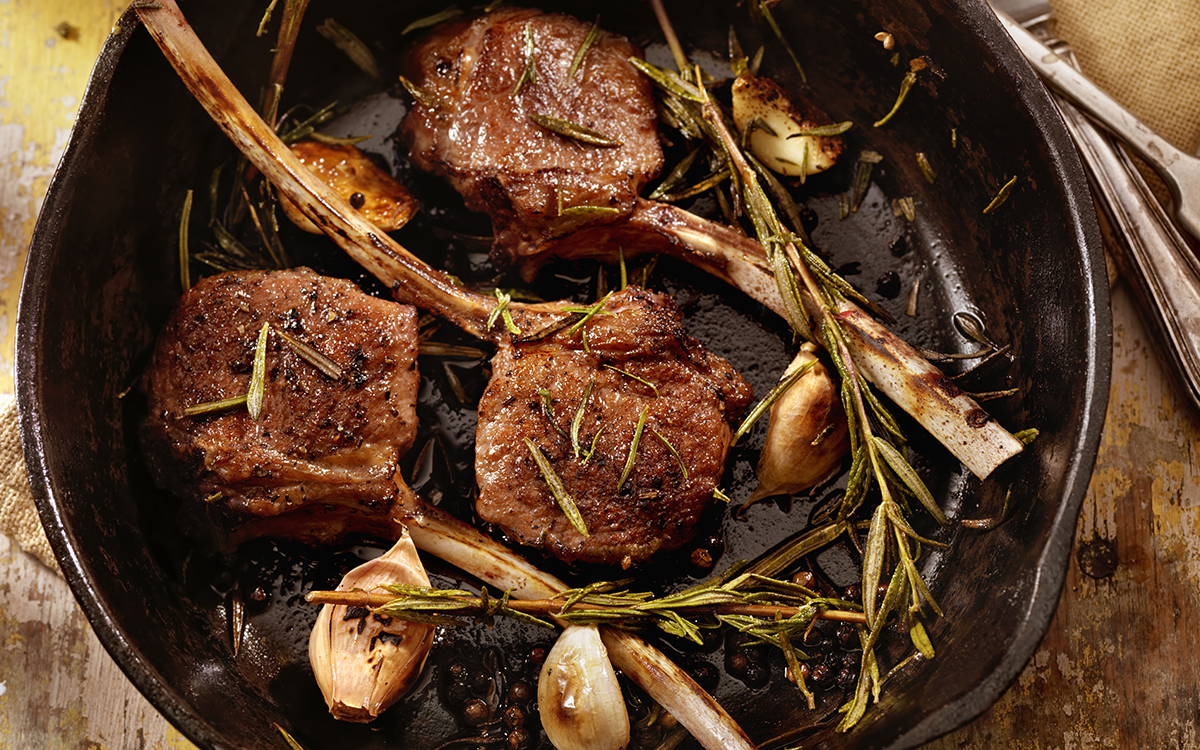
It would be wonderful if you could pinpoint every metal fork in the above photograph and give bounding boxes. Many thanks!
[995,11,1200,242]
[990,1,1200,413]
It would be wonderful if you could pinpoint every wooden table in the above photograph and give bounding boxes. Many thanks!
[2,1,1198,748]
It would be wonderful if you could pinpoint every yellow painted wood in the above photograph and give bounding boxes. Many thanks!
[0,0,125,396]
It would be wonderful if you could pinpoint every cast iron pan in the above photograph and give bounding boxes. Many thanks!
[18,0,1109,748]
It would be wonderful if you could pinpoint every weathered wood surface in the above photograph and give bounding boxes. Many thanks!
[2,1,1199,749]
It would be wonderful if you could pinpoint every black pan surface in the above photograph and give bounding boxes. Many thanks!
[19,1,1109,748]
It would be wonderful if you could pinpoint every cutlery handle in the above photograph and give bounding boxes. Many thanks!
[995,13,1197,218]
[1054,86,1200,411]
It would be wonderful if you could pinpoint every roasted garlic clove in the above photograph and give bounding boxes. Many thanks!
[309,527,434,723]
[746,343,850,508]
[730,72,845,179]
[538,624,631,750]
[281,140,419,233]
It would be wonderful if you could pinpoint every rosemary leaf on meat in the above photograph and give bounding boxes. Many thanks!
[603,365,659,397]
[247,321,270,421]
[525,438,589,537]
[564,292,613,337]
[538,389,569,438]
[617,405,649,490]
[530,113,622,147]
[488,288,521,335]
[650,427,688,479]
[570,379,595,458]
[512,21,536,95]
[183,395,248,417]
[274,327,343,379]
[568,16,602,80]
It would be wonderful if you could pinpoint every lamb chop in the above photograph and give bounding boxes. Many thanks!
[140,267,421,548]
[399,8,1024,480]
[402,7,664,267]
[476,286,752,566]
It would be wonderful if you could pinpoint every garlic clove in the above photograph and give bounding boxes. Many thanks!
[280,140,419,234]
[730,72,845,179]
[747,343,850,508]
[538,624,631,750]
[309,526,434,722]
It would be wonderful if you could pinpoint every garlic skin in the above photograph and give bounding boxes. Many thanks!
[747,343,850,506]
[730,72,845,179]
[538,624,631,750]
[309,527,434,722]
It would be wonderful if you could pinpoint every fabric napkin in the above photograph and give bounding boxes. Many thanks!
[3,0,1198,577]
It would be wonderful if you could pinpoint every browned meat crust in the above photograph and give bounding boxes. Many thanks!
[474,287,753,566]
[401,7,663,268]
[140,268,420,540]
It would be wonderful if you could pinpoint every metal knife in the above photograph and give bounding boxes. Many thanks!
[990,0,1200,413]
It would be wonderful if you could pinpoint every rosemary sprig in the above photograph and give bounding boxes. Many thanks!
[306,570,867,646]
[603,364,659,397]
[632,15,949,727]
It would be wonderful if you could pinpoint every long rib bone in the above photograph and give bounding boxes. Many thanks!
[548,197,1024,479]
[135,4,758,749]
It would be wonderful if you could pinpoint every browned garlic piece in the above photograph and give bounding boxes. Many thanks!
[281,140,419,233]
[730,73,845,179]
[308,527,434,722]
[746,343,849,508]
[538,624,631,750]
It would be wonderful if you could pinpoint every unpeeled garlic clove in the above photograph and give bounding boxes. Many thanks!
[746,343,850,508]
[309,526,434,722]
[730,72,845,179]
[538,624,631,750]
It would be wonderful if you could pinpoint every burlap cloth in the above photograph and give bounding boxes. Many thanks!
[3,0,1199,576]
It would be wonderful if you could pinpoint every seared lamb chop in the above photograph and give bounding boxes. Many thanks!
[141,267,420,547]
[402,7,664,266]
[476,286,752,566]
